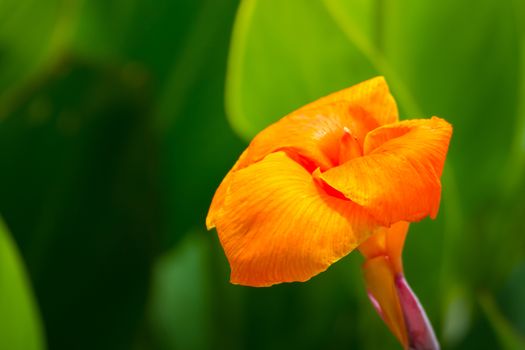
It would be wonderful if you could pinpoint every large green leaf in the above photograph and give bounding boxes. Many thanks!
[0,217,45,350]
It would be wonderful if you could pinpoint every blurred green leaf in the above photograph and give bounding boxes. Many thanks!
[0,217,45,350]
[0,57,159,350]
[157,0,244,246]
[0,0,79,116]
[480,292,525,350]
[1,2,246,347]
[72,0,237,131]
[441,286,473,347]
[73,0,245,247]
[499,262,525,336]
[504,0,525,194]
[148,231,213,350]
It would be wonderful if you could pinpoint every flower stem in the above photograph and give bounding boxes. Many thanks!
[395,275,440,350]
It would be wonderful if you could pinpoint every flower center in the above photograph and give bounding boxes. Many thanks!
[338,126,363,165]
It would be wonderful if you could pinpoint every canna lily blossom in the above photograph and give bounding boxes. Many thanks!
[207,77,452,349]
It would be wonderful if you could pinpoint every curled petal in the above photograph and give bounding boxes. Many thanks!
[231,76,398,172]
[363,117,451,177]
[318,117,452,225]
[214,152,378,286]
[298,76,399,126]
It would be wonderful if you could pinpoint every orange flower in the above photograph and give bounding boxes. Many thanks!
[207,77,451,349]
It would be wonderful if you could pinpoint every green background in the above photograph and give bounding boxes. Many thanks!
[1,0,525,349]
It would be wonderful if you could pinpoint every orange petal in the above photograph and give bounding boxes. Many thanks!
[214,151,378,286]
[318,117,452,225]
[241,102,377,171]
[232,77,398,172]
[298,76,399,126]
[359,221,410,275]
